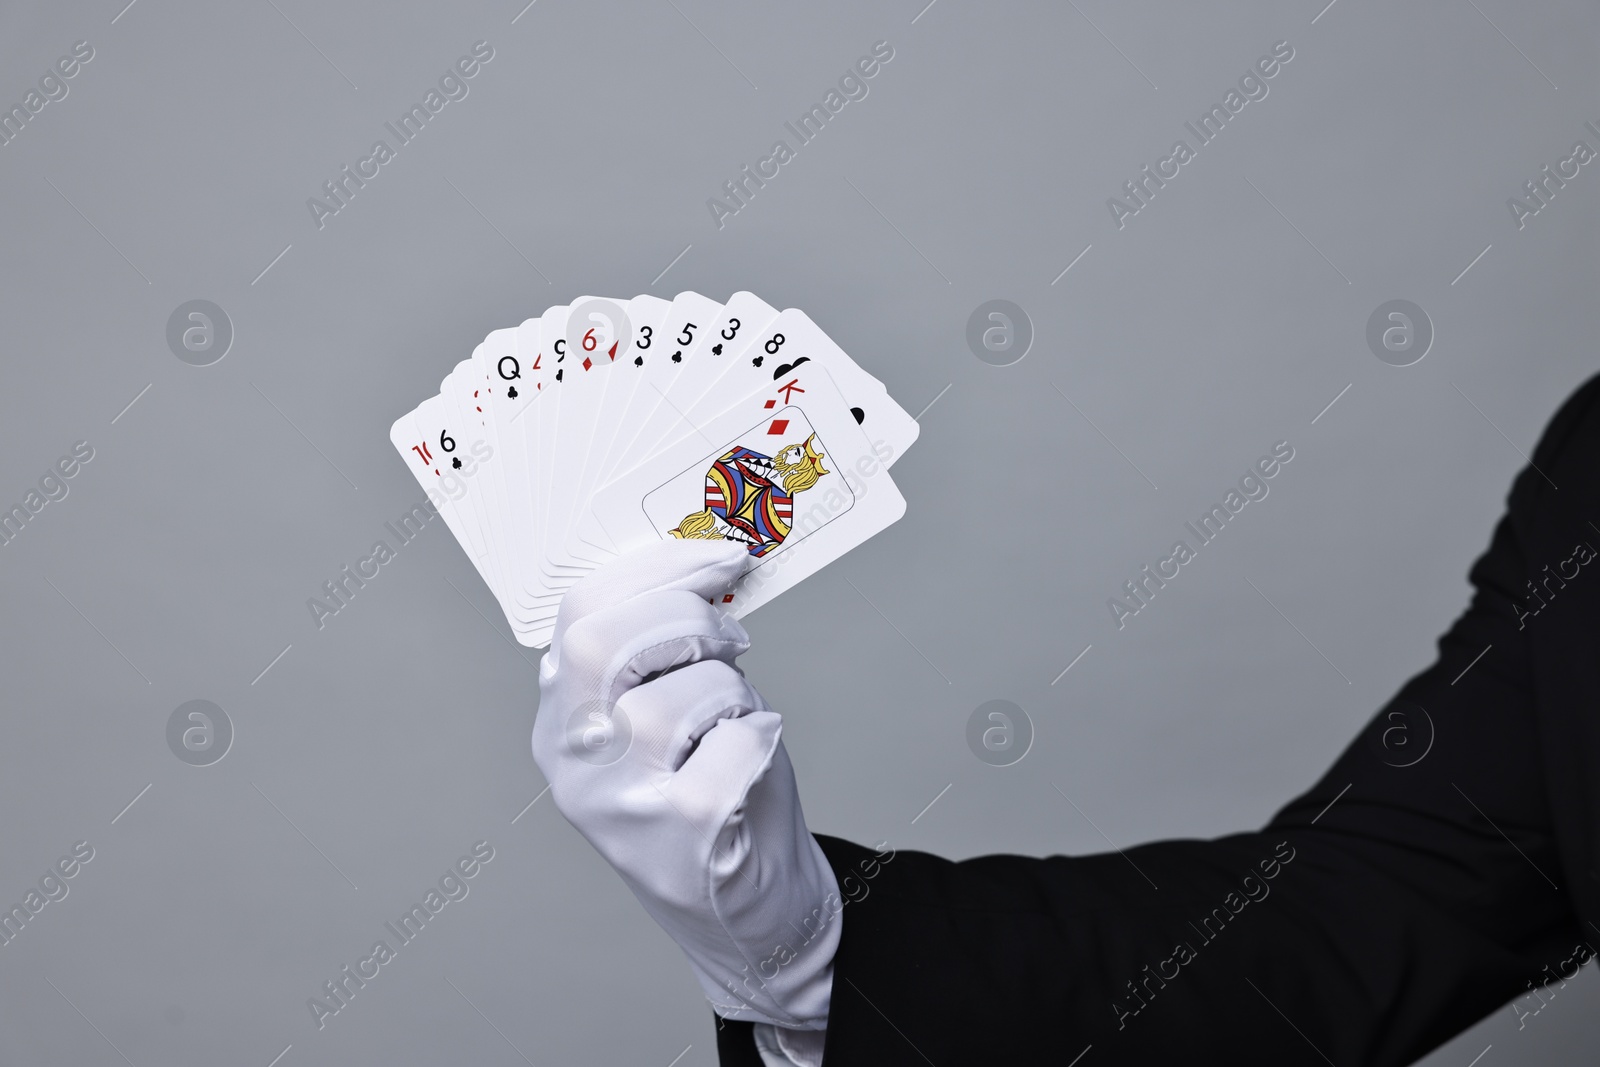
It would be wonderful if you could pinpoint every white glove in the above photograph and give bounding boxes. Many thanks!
[533,541,840,1031]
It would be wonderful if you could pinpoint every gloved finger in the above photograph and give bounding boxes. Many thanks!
[552,588,750,709]
[551,541,748,658]
[538,665,765,869]
[661,708,786,829]
[673,720,827,937]
[614,660,769,772]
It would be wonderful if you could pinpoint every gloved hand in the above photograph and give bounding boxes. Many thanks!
[532,541,840,1032]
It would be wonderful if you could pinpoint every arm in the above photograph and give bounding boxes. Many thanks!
[719,373,1600,1066]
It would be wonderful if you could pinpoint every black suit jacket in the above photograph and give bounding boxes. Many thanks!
[718,372,1600,1065]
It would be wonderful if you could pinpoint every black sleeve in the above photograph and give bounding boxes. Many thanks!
[718,373,1600,1066]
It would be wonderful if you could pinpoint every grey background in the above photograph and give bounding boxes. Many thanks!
[1,0,1595,1063]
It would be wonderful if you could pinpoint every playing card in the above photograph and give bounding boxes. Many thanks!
[589,363,904,619]
[390,399,519,628]
[592,291,725,494]
[684,308,920,470]
[526,303,590,587]
[440,359,516,615]
[634,291,780,468]
[537,297,640,574]
[460,330,572,635]
[508,310,588,588]
[470,324,559,622]
[556,296,666,566]
[568,294,673,557]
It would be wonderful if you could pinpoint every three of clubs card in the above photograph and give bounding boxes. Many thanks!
[390,293,918,647]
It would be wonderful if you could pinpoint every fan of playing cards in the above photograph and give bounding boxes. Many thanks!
[390,292,918,648]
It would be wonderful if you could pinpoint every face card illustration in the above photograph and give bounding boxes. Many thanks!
[590,365,905,620]
[640,408,851,561]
